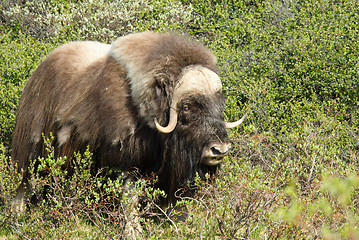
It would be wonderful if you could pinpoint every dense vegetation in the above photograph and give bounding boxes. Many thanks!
[1,0,359,238]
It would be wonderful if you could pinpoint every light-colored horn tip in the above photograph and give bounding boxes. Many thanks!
[225,112,248,129]
[154,118,176,133]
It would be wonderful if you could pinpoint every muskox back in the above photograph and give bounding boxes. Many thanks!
[12,32,244,205]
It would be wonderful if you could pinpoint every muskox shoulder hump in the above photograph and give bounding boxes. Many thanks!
[109,31,218,128]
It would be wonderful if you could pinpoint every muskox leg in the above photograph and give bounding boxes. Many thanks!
[122,177,143,238]
[12,139,42,213]
[13,185,26,214]
[166,203,189,222]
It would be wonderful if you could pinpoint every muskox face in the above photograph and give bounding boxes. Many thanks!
[154,65,244,165]
[176,93,231,166]
[154,66,247,198]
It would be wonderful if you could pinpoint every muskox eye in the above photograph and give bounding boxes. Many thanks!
[183,104,190,112]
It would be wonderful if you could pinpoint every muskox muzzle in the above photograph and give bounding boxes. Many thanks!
[201,142,232,166]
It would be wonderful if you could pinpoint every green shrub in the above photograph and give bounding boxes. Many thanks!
[1,134,169,239]
[1,0,193,42]
[0,32,52,148]
[184,0,359,130]
[272,174,359,239]
[0,142,22,216]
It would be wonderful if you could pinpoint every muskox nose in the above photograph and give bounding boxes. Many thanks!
[201,142,231,166]
[210,143,231,156]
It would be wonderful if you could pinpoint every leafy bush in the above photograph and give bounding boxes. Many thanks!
[0,32,52,148]
[0,142,22,216]
[184,0,359,130]
[1,135,170,239]
[1,0,193,42]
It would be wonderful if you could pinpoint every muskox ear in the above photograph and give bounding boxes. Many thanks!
[153,77,174,125]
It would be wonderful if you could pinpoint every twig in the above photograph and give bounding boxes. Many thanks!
[153,202,179,240]
[83,211,115,240]
[174,188,210,240]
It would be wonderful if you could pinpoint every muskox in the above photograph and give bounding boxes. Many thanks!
[12,31,246,208]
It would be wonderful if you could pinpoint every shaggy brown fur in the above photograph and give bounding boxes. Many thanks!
[12,32,228,204]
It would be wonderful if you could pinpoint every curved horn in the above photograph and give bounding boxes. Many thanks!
[155,107,178,133]
[225,112,248,129]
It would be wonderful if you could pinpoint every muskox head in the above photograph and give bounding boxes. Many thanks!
[150,65,246,198]
[155,65,246,165]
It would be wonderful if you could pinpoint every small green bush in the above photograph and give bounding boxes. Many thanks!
[0,32,52,147]
[184,0,359,130]
[0,142,22,212]
[1,134,169,239]
[1,0,193,42]
[272,174,359,239]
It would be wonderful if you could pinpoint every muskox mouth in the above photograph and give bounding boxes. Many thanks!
[201,156,224,166]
